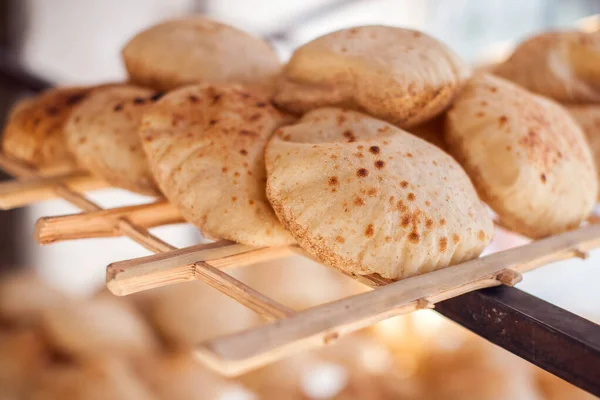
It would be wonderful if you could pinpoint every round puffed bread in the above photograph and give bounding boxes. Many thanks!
[65,85,160,195]
[2,86,93,173]
[565,104,600,197]
[446,74,597,238]
[139,83,294,246]
[265,108,493,280]
[122,17,281,93]
[494,31,600,103]
[274,26,471,128]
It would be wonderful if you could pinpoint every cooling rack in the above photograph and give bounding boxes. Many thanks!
[1,152,599,383]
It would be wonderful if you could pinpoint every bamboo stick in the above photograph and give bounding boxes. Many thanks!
[35,201,184,244]
[106,242,298,295]
[193,222,600,376]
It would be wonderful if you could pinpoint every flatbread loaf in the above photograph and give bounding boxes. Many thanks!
[274,26,470,128]
[140,83,294,246]
[265,108,492,279]
[122,17,281,93]
[446,74,596,238]
[65,85,160,195]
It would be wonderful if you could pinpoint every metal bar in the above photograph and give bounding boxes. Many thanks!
[436,286,600,397]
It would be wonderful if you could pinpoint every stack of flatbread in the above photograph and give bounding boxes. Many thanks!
[2,17,598,283]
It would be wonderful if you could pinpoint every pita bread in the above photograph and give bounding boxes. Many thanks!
[122,17,281,93]
[494,31,600,103]
[265,108,492,280]
[2,86,92,173]
[140,83,294,246]
[446,74,596,238]
[565,104,600,197]
[65,85,160,195]
[274,26,470,128]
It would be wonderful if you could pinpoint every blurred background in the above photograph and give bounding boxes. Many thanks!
[0,0,599,399]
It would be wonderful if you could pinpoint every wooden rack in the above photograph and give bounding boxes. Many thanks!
[1,152,599,382]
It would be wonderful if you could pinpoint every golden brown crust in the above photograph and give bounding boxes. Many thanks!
[446,74,596,238]
[65,85,160,195]
[274,26,471,128]
[122,17,281,93]
[265,108,493,280]
[1,87,92,173]
[140,83,294,246]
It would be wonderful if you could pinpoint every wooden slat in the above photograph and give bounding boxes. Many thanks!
[193,222,600,375]
[35,201,184,243]
[106,242,298,295]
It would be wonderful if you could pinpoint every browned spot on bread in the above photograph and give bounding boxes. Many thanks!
[328,176,339,186]
[440,219,447,226]
[354,152,364,158]
[425,219,434,229]
[240,149,248,156]
[212,94,222,104]
[540,173,547,183]
[367,188,377,197]
[67,93,87,105]
[452,233,460,243]
[256,101,267,107]
[248,113,261,121]
[425,200,431,206]
[337,114,347,125]
[478,230,486,241]
[375,160,385,169]
[357,145,364,150]
[231,196,237,202]
[476,111,485,117]
[357,168,369,177]
[401,214,412,227]
[498,115,508,126]
[365,224,374,237]
[397,200,408,213]
[400,180,409,188]
[407,193,416,201]
[188,95,199,103]
[489,87,497,93]
[221,167,228,173]
[354,196,365,206]
[248,200,255,206]
[133,97,146,105]
[439,237,448,252]
[113,104,124,112]
[234,172,240,177]
[480,100,488,106]
[408,231,420,243]
[336,236,345,243]
[343,130,356,142]
[209,119,218,125]
[385,236,392,243]
[369,146,380,154]
[406,152,413,158]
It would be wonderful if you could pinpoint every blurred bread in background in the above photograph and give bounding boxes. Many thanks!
[1,271,594,399]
